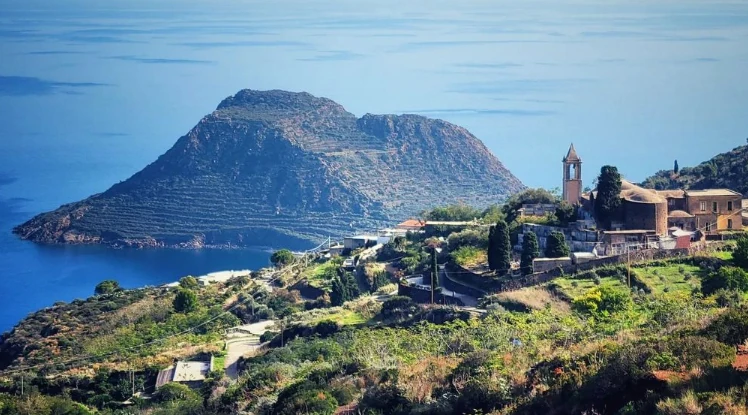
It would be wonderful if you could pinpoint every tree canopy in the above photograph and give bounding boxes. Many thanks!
[271,249,295,267]
[487,219,511,274]
[173,288,198,313]
[733,235,748,269]
[502,188,558,223]
[594,165,622,229]
[545,231,570,258]
[94,280,120,295]
[520,231,540,275]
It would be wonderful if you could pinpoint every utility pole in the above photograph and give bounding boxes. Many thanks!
[627,245,631,288]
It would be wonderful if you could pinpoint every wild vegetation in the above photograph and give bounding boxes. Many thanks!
[4,205,748,414]
[642,142,748,195]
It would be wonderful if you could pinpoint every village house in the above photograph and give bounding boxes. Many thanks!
[156,357,214,389]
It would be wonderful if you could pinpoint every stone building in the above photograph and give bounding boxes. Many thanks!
[562,144,582,205]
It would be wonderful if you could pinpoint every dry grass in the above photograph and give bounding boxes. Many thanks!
[495,287,571,314]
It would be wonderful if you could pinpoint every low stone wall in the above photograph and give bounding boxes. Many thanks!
[500,247,694,292]
[398,282,465,306]
[445,263,503,292]
[442,270,486,298]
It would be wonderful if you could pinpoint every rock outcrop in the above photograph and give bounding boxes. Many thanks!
[14,90,525,248]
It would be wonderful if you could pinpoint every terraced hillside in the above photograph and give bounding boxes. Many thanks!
[14,89,524,248]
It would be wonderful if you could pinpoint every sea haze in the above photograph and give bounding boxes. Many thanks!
[1,0,747,331]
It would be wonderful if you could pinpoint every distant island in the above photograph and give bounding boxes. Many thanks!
[13,89,525,249]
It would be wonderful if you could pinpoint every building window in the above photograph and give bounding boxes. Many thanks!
[728,219,733,229]
[668,198,674,207]
[700,201,707,211]
[713,201,718,213]
[706,222,712,232]
[728,201,734,211]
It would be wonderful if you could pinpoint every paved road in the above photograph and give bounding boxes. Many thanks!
[224,320,276,379]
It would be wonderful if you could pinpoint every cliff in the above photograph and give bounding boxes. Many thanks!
[14,90,525,248]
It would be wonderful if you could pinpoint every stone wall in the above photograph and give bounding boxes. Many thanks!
[515,223,598,253]
[398,282,465,306]
[623,199,668,235]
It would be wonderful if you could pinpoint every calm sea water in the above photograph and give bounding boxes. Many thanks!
[1,0,747,331]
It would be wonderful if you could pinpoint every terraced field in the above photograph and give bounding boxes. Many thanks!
[15,90,524,248]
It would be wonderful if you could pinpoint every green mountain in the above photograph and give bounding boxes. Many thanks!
[13,90,524,249]
[641,142,748,195]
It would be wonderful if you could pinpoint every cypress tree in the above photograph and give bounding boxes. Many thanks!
[674,159,679,174]
[431,248,439,289]
[594,165,622,229]
[488,219,511,274]
[520,231,540,275]
[545,231,571,258]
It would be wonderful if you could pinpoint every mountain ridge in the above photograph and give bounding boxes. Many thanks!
[641,142,748,195]
[13,89,525,249]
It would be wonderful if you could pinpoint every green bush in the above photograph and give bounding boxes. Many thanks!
[271,249,295,267]
[154,383,200,403]
[734,235,748,269]
[179,276,199,290]
[94,280,120,295]
[272,380,338,415]
[704,306,748,345]
[173,288,198,313]
[701,266,748,295]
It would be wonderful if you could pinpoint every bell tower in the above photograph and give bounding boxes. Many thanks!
[562,143,582,205]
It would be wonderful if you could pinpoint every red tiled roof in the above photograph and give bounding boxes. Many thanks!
[397,219,425,228]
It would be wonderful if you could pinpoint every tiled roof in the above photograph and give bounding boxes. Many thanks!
[668,210,694,218]
[656,189,685,198]
[685,189,742,197]
[396,219,425,228]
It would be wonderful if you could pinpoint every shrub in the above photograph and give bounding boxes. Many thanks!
[314,320,340,337]
[94,280,120,295]
[360,384,412,415]
[154,383,200,403]
[173,288,198,313]
[260,330,276,343]
[714,289,742,307]
[451,246,484,267]
[702,266,748,295]
[734,235,748,269]
[447,228,488,251]
[271,249,295,267]
[272,380,338,415]
[380,296,419,321]
[704,306,748,345]
[179,276,199,289]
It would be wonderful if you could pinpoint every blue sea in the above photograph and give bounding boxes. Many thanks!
[1,0,747,331]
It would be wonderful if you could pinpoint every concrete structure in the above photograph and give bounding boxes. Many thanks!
[515,223,599,254]
[562,144,582,205]
[571,252,597,265]
[343,235,377,250]
[518,204,557,218]
[532,257,572,273]
[156,357,213,389]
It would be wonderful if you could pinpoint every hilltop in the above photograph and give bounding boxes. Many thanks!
[642,142,748,195]
[13,89,524,249]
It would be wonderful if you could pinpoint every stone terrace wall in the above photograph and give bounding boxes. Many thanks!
[398,282,465,306]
